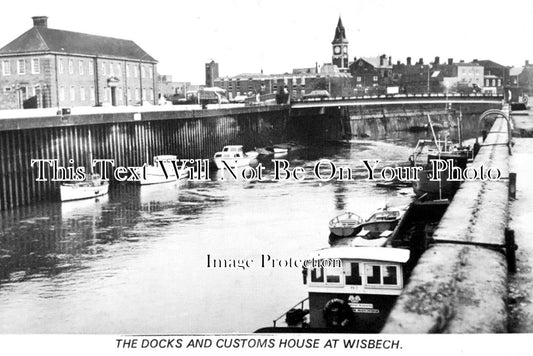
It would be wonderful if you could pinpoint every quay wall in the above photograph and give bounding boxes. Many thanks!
[0,106,289,210]
[382,115,511,333]
[1,100,500,210]
[290,102,500,141]
[345,102,501,137]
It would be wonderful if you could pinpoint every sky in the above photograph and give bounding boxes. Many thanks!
[1,0,532,84]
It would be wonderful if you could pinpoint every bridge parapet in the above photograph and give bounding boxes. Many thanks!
[291,94,503,109]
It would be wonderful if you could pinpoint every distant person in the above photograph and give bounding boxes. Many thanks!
[283,85,290,104]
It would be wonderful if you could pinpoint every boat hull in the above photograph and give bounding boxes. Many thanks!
[308,292,398,333]
[329,212,365,237]
[245,151,259,158]
[329,226,361,237]
[140,175,180,185]
[413,153,467,199]
[60,182,109,202]
[139,166,182,185]
[213,157,250,170]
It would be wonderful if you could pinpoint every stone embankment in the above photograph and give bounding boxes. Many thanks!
[383,115,512,333]
[508,109,533,333]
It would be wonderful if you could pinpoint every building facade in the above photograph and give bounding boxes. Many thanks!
[456,61,484,88]
[509,60,533,97]
[214,68,353,101]
[0,16,158,110]
[205,60,219,87]
[349,55,394,95]
[477,60,507,94]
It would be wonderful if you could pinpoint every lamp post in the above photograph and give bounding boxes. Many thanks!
[427,66,430,94]
[138,53,150,106]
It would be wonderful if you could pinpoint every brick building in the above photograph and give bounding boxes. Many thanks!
[390,57,435,94]
[0,16,158,110]
[349,55,394,95]
[214,68,352,101]
[509,60,533,97]
[477,59,508,94]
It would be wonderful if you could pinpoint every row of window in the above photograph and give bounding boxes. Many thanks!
[58,58,94,76]
[3,85,39,100]
[485,79,502,87]
[1,58,154,79]
[218,77,308,85]
[460,69,483,77]
[356,83,380,88]
[356,76,379,82]
[58,85,154,103]
[2,59,40,75]
[58,58,154,79]
[310,262,400,287]
[59,86,96,102]
[220,83,307,91]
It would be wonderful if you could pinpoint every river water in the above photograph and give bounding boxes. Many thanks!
[0,128,470,333]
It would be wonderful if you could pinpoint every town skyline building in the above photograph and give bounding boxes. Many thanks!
[211,16,532,99]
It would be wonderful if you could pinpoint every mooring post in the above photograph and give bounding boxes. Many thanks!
[505,228,517,274]
[509,172,517,200]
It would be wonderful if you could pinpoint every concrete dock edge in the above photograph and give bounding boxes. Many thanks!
[382,116,511,333]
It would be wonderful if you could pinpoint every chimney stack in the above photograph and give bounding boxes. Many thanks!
[388,56,392,65]
[407,57,411,66]
[418,58,424,65]
[380,56,384,66]
[32,16,48,28]
[448,58,453,65]
[434,56,440,65]
[526,60,530,66]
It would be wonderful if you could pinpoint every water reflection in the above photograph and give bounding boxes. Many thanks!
[0,126,479,333]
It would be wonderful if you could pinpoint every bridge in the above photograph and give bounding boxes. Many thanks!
[291,93,503,109]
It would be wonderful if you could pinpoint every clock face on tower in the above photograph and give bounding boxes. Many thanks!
[334,46,341,54]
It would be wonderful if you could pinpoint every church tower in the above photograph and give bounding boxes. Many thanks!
[331,17,349,70]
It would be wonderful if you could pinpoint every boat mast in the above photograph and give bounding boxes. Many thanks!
[88,127,94,175]
[427,114,442,200]
[426,114,441,154]
[458,108,463,148]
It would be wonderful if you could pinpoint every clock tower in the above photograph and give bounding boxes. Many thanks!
[332,17,349,70]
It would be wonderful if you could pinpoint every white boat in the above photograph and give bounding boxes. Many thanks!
[329,206,407,247]
[328,212,365,237]
[273,147,289,154]
[139,155,187,185]
[303,246,410,331]
[245,151,259,158]
[60,174,109,202]
[257,246,410,332]
[213,145,251,169]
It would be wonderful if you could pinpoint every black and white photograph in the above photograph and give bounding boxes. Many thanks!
[0,0,532,354]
